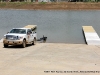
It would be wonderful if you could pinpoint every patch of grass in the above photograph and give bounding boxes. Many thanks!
[39,2,47,4]
[0,2,33,8]
[0,2,6,7]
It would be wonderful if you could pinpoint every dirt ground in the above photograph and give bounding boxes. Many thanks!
[0,2,100,10]
[0,42,100,75]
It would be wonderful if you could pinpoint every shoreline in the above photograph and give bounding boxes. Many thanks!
[0,2,100,10]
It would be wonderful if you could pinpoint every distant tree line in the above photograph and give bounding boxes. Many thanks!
[69,0,99,2]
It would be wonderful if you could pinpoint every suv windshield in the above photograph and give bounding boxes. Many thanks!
[10,29,26,34]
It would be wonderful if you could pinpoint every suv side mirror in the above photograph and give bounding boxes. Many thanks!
[27,31,32,35]
[7,32,9,34]
[27,32,30,35]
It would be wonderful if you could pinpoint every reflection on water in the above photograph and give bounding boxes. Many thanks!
[0,9,100,44]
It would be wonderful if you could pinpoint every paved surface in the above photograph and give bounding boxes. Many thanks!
[0,43,100,75]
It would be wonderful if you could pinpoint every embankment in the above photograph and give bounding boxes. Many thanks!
[0,2,100,10]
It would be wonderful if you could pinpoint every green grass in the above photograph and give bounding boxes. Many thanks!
[39,2,47,4]
[0,2,6,7]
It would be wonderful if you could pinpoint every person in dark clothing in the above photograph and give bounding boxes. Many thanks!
[43,35,47,43]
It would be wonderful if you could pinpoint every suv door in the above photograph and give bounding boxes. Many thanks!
[27,29,32,42]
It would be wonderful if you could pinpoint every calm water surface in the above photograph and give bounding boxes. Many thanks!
[0,9,100,44]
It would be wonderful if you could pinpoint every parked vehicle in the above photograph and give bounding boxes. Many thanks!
[3,25,37,48]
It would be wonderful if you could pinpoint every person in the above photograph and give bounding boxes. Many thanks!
[43,35,47,43]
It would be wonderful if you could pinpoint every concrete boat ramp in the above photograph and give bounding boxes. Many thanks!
[82,26,100,45]
[0,43,100,75]
[0,25,100,75]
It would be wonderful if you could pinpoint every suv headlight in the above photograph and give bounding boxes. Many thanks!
[4,35,6,39]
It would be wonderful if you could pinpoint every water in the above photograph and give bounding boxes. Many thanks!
[0,9,100,44]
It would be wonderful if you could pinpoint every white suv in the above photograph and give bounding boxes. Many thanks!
[3,28,37,48]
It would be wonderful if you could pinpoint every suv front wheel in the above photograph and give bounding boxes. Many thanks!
[4,44,8,48]
[22,40,26,48]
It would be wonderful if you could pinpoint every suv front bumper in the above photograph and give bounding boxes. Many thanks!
[3,39,23,45]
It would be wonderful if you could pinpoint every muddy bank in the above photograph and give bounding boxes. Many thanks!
[0,2,100,10]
